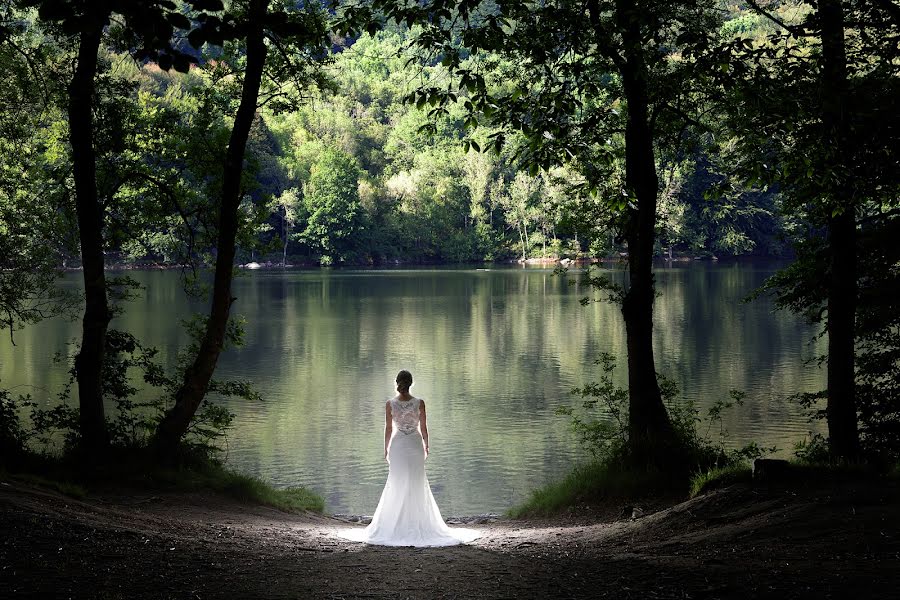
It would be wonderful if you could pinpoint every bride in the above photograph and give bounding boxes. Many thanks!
[339,370,479,547]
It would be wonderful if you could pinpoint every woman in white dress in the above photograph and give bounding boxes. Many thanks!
[340,370,479,547]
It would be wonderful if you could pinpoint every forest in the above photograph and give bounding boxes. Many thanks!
[0,0,900,598]
[1,0,899,596]
[1,0,898,462]
[1,4,803,273]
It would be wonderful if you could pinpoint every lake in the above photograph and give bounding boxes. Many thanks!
[0,263,826,515]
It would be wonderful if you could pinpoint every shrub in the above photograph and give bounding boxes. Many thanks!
[0,386,32,461]
[559,355,774,472]
[794,432,831,463]
[513,355,776,515]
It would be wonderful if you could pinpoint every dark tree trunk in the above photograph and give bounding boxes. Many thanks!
[827,209,857,458]
[69,25,110,452]
[154,1,269,452]
[819,0,859,460]
[616,0,676,466]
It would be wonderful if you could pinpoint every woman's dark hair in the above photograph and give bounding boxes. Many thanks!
[396,370,413,386]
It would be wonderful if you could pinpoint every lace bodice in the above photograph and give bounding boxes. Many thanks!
[390,397,421,435]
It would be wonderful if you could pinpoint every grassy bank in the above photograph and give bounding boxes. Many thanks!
[145,461,325,513]
[0,451,324,514]
[507,460,688,518]
[511,458,900,518]
[688,464,753,497]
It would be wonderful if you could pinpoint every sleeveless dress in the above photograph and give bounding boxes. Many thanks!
[339,397,479,547]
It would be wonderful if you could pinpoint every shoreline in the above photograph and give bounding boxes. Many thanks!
[52,253,794,273]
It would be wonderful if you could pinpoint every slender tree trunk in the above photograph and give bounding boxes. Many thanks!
[516,224,525,262]
[522,220,529,260]
[154,0,269,452]
[819,0,859,459]
[282,208,288,267]
[616,0,675,466]
[70,25,110,452]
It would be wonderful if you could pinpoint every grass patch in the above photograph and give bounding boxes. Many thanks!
[1,448,325,514]
[507,460,683,518]
[689,463,752,498]
[152,464,325,513]
[3,471,88,499]
[688,459,893,498]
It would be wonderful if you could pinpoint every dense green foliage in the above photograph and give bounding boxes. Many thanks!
[1,17,793,273]
[717,0,900,461]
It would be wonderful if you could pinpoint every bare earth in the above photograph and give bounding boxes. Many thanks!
[1,477,898,599]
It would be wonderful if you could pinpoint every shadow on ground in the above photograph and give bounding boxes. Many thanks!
[1,477,898,598]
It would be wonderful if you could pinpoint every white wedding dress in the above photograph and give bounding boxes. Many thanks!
[338,396,479,547]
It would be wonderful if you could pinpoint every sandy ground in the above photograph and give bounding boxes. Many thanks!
[1,476,899,599]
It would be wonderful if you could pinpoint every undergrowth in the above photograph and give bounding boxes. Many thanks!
[146,459,325,513]
[510,355,775,517]
[688,463,753,498]
[507,460,683,518]
[1,306,324,513]
[0,449,324,514]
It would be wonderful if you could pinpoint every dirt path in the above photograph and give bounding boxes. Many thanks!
[2,477,899,599]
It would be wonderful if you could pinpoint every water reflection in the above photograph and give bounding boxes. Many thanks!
[0,264,825,514]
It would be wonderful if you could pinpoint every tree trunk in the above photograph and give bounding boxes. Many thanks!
[154,0,269,452]
[522,220,529,260]
[827,209,857,458]
[819,0,859,460]
[516,223,525,263]
[282,208,288,267]
[69,25,110,452]
[616,0,675,466]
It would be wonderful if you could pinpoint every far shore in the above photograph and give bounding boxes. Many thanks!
[53,252,792,273]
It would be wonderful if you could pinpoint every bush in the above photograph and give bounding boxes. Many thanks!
[513,356,775,516]
[0,386,32,461]
[794,433,831,463]
[559,355,773,472]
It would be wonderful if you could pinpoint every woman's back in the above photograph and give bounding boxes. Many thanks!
[390,397,421,435]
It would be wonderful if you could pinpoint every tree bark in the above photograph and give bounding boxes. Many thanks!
[522,220,529,260]
[282,208,288,267]
[154,0,269,452]
[616,0,676,466]
[69,24,110,452]
[819,0,859,460]
[518,222,526,261]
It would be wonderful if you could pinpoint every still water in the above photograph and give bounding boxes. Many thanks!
[0,263,825,515]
